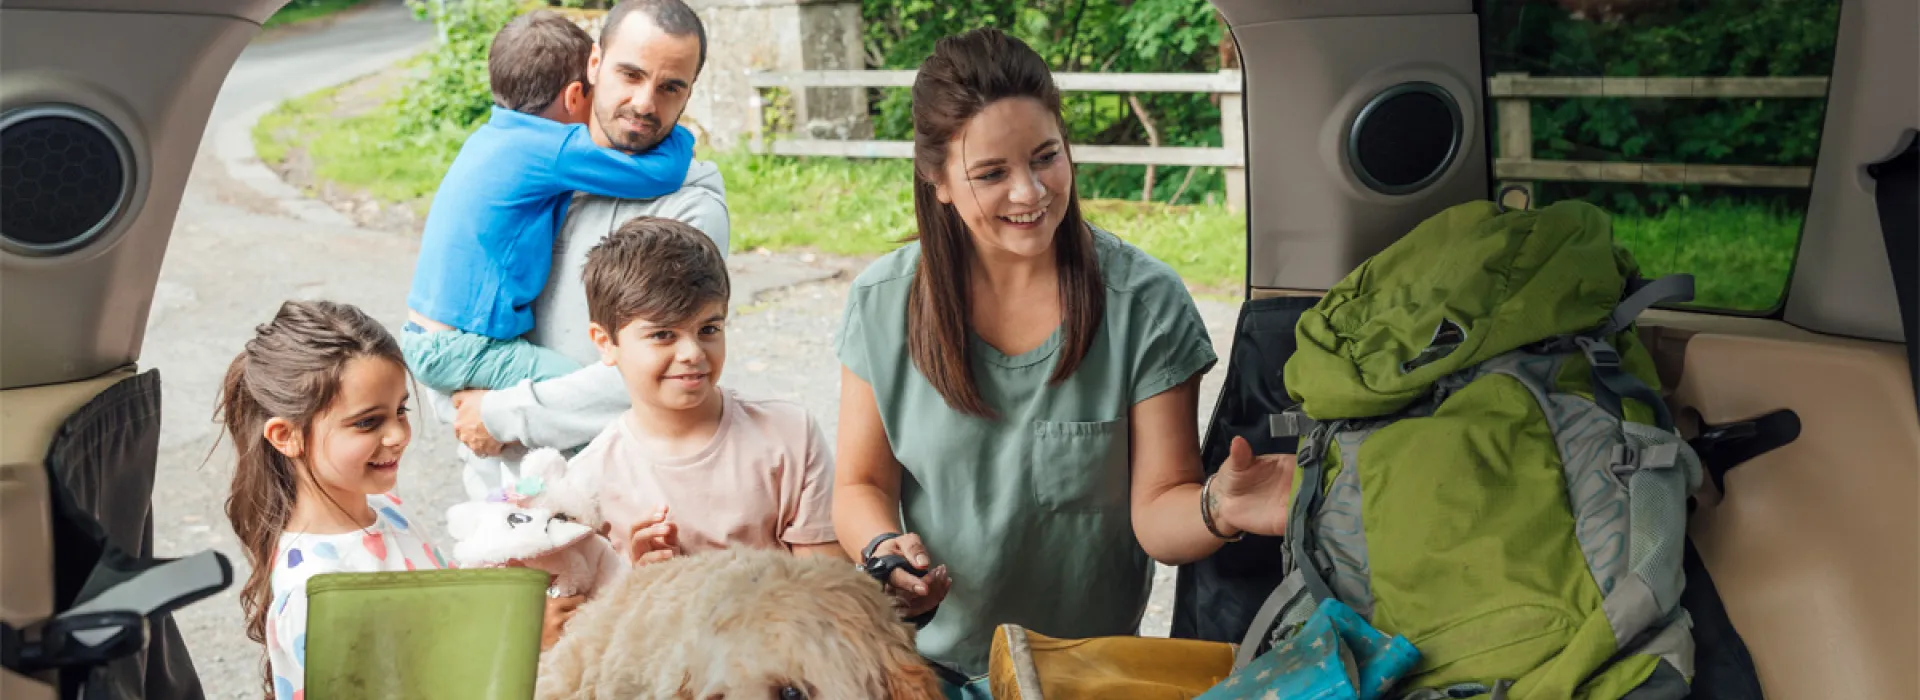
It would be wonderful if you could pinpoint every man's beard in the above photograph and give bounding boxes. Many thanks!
[598,104,671,153]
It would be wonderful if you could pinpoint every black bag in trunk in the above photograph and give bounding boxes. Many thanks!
[1170,295,1319,643]
[0,369,230,700]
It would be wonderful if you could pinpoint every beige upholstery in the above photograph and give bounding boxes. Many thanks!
[0,366,138,699]
[1653,322,1918,700]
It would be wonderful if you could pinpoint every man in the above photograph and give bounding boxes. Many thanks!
[433,0,729,500]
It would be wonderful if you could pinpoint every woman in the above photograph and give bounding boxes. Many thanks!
[832,27,1298,689]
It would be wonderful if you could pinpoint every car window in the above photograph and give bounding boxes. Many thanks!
[1479,0,1843,313]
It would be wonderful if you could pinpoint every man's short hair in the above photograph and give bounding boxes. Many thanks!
[489,11,593,114]
[584,216,730,336]
[600,0,708,76]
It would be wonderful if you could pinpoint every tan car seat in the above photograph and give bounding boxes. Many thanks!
[1,367,231,699]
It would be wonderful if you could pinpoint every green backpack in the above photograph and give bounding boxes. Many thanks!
[1233,199,1704,700]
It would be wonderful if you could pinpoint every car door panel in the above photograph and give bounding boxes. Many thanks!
[0,366,138,698]
[1646,315,1918,700]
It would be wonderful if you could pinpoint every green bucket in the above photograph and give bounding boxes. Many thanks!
[304,567,547,700]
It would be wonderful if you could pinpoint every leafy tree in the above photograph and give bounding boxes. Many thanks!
[395,0,526,141]
[861,0,1233,204]
[1481,0,1840,214]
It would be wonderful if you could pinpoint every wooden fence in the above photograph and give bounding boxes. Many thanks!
[747,69,1247,211]
[746,70,1832,212]
[1491,73,1830,201]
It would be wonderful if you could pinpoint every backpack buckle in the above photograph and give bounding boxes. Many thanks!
[1611,443,1679,476]
[1294,421,1332,466]
[1269,411,1319,439]
[1576,336,1621,368]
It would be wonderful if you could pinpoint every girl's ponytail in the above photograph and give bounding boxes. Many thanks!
[214,300,403,695]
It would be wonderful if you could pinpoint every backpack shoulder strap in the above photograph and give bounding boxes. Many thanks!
[1232,573,1314,670]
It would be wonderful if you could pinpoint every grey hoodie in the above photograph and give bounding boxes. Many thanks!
[471,159,729,465]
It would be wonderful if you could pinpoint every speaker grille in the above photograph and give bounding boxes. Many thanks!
[2,105,132,256]
[1348,82,1462,195]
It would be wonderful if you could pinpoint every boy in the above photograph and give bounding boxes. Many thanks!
[567,216,848,564]
[403,10,696,396]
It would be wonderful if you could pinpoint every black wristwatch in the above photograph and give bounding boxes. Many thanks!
[858,532,939,629]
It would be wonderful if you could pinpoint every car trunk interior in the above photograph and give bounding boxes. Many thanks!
[1212,0,1918,696]
[0,0,1912,696]
[2,2,275,696]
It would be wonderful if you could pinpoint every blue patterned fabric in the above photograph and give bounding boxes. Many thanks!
[1197,598,1420,700]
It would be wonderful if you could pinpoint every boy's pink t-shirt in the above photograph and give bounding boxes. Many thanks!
[575,387,837,555]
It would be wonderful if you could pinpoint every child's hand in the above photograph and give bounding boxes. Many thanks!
[622,506,681,565]
[541,591,584,651]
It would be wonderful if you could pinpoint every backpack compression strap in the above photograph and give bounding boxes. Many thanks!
[1868,129,1918,421]
[1603,275,1696,337]
[1578,273,1696,433]
[1285,421,1341,606]
[1230,410,1336,671]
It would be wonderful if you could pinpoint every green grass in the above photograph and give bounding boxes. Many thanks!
[711,151,917,256]
[709,150,1249,291]
[262,0,369,28]
[253,83,469,216]
[1613,200,1802,312]
[254,75,1799,308]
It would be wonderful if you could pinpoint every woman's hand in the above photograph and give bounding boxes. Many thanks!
[868,533,952,619]
[1209,436,1299,538]
[835,368,952,619]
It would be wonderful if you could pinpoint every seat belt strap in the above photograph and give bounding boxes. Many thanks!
[1867,129,1919,422]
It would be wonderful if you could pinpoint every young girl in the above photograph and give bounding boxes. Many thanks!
[219,300,446,699]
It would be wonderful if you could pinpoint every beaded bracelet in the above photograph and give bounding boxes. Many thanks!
[1201,472,1244,542]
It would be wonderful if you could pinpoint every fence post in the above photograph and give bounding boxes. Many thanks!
[1495,72,1534,209]
[1219,69,1246,213]
[747,80,765,156]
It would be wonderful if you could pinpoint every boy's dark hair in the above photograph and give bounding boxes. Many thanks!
[489,10,594,115]
[584,216,729,337]
[600,0,708,76]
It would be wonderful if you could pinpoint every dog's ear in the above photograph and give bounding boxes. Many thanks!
[883,648,946,700]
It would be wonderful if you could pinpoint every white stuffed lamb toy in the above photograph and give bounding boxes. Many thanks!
[447,448,627,598]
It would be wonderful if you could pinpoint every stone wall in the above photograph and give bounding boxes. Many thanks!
[562,0,870,151]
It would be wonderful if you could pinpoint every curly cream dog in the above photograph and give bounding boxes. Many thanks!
[536,547,944,699]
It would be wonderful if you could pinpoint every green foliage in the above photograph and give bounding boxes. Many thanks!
[394,0,526,141]
[1482,0,1840,215]
[264,0,368,28]
[854,0,1841,214]
[252,78,460,215]
[859,0,1232,204]
[254,70,1791,308]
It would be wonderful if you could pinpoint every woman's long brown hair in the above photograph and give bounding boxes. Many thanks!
[214,299,403,696]
[906,27,1104,419]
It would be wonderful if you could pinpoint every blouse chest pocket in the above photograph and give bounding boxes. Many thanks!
[1028,417,1130,513]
